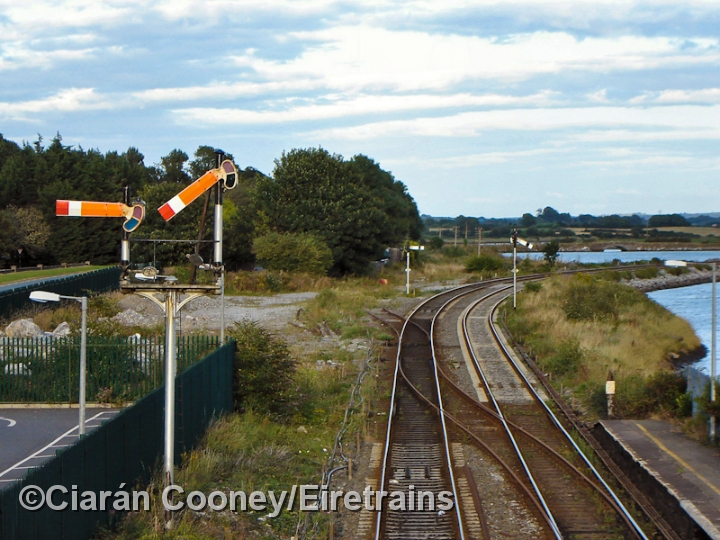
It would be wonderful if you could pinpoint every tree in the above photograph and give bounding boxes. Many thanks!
[521,213,536,227]
[160,149,190,183]
[648,214,691,228]
[255,147,421,274]
[542,240,560,266]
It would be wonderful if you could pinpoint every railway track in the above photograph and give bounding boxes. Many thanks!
[370,274,658,540]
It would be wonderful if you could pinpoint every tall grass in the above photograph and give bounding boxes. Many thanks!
[506,273,700,419]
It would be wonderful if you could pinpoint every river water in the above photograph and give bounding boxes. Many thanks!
[507,249,720,264]
[649,282,716,377]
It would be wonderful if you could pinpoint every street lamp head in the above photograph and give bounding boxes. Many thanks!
[29,291,61,303]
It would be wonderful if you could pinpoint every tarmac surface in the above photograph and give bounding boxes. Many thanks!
[602,419,720,540]
[0,408,118,486]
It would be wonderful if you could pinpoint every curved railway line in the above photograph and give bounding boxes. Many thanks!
[368,272,669,540]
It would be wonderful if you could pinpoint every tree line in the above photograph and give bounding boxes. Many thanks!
[0,134,422,275]
[424,206,716,242]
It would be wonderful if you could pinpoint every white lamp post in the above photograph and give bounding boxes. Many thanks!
[29,290,88,435]
[510,230,534,310]
[665,260,717,440]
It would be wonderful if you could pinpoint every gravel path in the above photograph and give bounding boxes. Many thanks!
[115,291,318,333]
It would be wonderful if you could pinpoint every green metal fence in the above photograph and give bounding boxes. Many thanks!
[0,335,219,403]
[0,340,235,540]
[0,267,121,322]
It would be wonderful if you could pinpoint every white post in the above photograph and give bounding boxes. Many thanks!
[477,228,482,256]
[79,297,87,436]
[405,251,411,295]
[164,291,177,489]
[712,262,717,441]
[513,244,517,309]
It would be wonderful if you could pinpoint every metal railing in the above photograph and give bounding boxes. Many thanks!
[0,335,219,403]
[0,340,235,540]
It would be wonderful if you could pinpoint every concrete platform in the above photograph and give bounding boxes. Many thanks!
[602,419,720,540]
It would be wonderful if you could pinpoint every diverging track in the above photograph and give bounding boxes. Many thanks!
[371,277,653,540]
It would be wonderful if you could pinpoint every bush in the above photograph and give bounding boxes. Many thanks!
[524,281,542,293]
[633,267,659,279]
[542,339,584,377]
[442,246,466,258]
[562,273,640,322]
[230,321,296,416]
[427,236,444,250]
[465,254,504,273]
[615,372,689,418]
[253,232,333,275]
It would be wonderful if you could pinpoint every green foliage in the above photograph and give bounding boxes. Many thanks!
[541,240,560,266]
[255,148,421,275]
[524,281,543,293]
[615,372,689,418]
[562,273,641,322]
[427,236,445,250]
[230,321,296,416]
[542,339,584,377]
[253,231,333,275]
[442,246,466,258]
[465,254,504,272]
[633,267,659,279]
[666,266,689,277]
[648,213,691,227]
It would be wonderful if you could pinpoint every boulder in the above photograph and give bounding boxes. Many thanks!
[52,322,72,337]
[5,319,44,338]
[4,363,31,376]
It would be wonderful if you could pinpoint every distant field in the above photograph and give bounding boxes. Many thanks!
[569,227,718,237]
[655,226,719,236]
[0,266,108,286]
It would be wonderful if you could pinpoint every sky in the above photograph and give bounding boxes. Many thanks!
[0,0,718,218]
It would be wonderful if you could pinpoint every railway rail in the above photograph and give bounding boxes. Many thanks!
[369,271,663,540]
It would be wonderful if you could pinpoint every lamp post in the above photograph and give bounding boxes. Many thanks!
[665,260,717,440]
[29,291,88,435]
[510,230,534,310]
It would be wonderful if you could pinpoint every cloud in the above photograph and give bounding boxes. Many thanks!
[0,88,116,120]
[228,27,719,92]
[0,42,101,71]
[394,147,568,168]
[572,128,720,142]
[307,104,720,139]
[170,91,558,124]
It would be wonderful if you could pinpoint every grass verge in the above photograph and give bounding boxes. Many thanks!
[505,273,701,420]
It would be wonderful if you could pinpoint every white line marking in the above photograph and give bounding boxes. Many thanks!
[0,412,107,479]
[0,417,16,427]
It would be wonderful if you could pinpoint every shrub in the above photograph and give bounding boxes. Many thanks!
[465,254,504,273]
[253,232,333,275]
[524,281,542,293]
[543,339,584,377]
[562,273,640,322]
[442,246,466,258]
[229,321,296,416]
[633,267,659,280]
[427,236,444,250]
